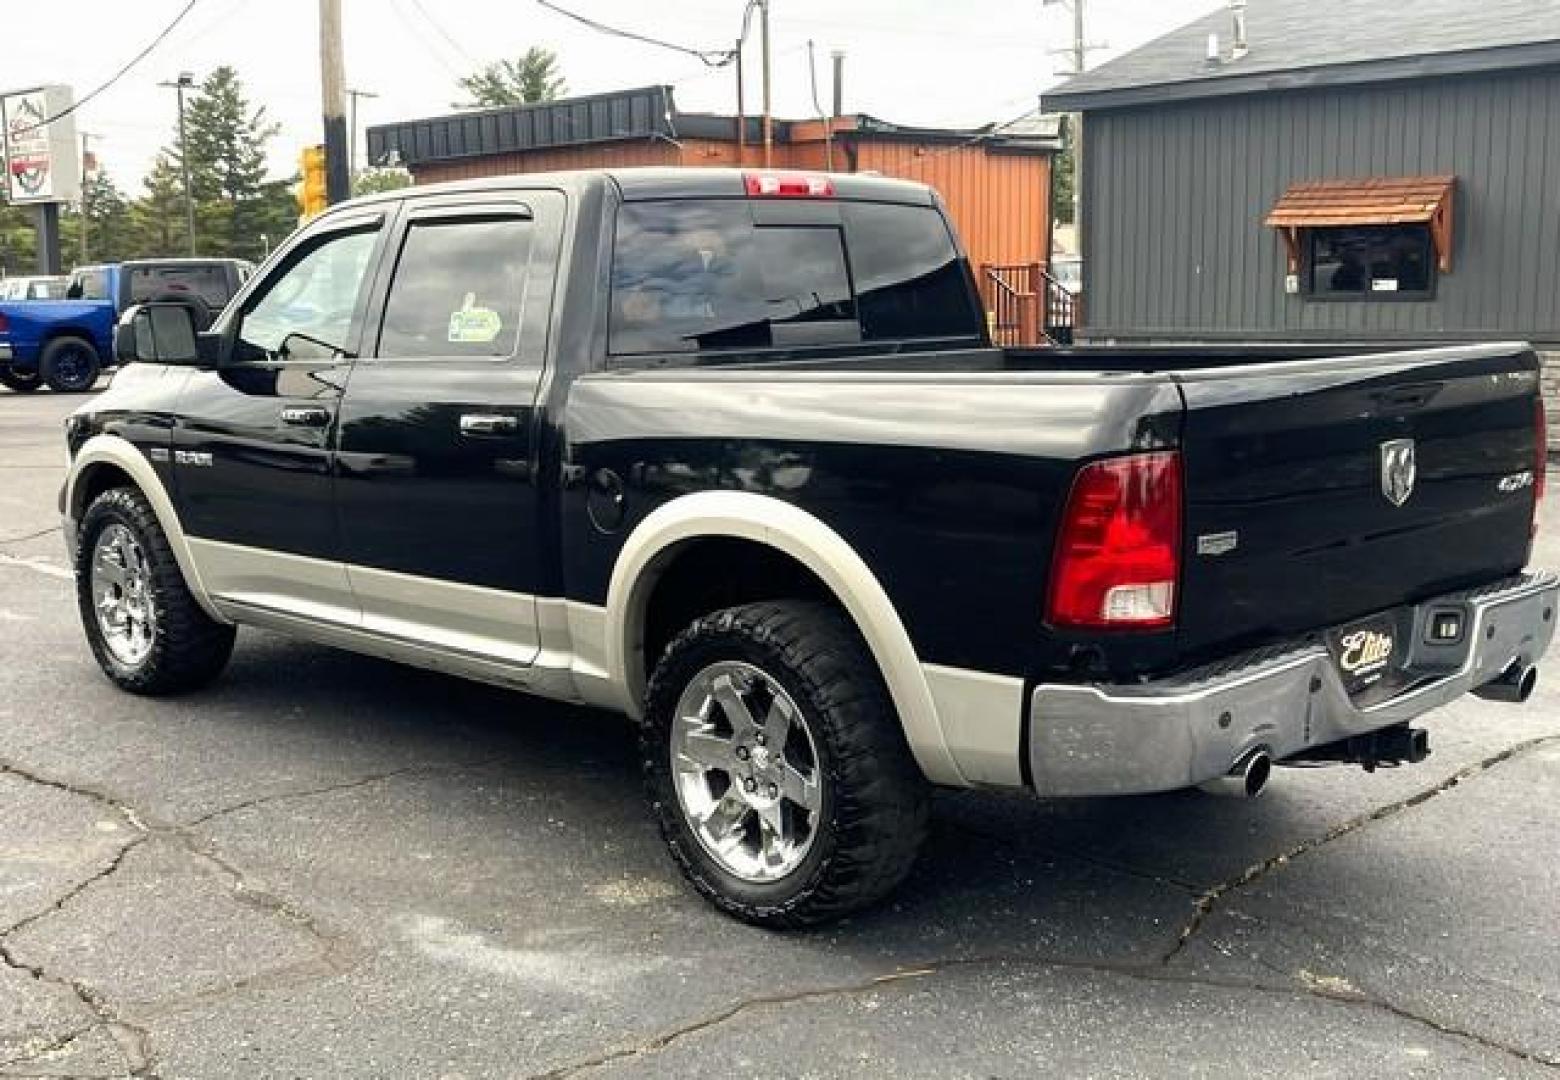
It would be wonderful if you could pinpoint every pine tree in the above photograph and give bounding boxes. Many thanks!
[128,156,187,258]
[61,171,134,263]
[165,66,285,260]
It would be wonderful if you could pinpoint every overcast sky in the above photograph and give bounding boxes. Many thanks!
[6,0,1221,192]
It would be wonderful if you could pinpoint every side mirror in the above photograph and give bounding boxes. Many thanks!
[115,303,200,365]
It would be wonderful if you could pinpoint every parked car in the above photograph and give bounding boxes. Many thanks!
[0,258,251,393]
[61,169,1555,926]
[0,275,70,301]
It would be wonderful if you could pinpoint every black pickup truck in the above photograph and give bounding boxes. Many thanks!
[61,168,1555,925]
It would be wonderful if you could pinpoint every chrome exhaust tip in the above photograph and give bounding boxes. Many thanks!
[1473,660,1538,704]
[1197,749,1273,799]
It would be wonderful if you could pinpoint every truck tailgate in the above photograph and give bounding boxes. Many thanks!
[1174,344,1542,662]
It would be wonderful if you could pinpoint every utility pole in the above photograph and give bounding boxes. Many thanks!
[759,0,773,168]
[347,87,378,177]
[319,0,351,205]
[734,39,746,166]
[1044,0,1103,251]
[79,131,97,265]
[159,72,197,256]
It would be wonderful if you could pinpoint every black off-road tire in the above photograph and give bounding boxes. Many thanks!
[0,365,42,393]
[40,336,101,393]
[75,487,235,694]
[643,600,930,927]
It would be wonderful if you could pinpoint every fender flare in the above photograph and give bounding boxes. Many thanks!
[65,433,226,622]
[603,491,968,787]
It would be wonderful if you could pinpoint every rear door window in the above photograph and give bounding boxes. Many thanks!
[376,215,533,360]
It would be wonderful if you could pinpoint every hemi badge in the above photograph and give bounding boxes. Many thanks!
[148,448,171,463]
[1197,531,1239,556]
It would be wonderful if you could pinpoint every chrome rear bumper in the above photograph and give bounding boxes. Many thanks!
[1028,572,1558,797]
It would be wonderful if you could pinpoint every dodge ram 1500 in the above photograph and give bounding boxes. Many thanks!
[61,168,1555,925]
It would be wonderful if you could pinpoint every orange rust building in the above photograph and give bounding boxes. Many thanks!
[366,86,1062,290]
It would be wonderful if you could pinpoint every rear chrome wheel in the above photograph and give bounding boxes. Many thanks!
[670,660,823,883]
[90,524,157,667]
[644,601,929,927]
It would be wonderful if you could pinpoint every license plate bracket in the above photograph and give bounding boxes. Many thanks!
[1326,613,1401,696]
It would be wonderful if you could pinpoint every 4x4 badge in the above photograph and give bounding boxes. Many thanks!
[1380,438,1416,507]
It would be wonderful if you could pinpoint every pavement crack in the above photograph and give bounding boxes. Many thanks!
[0,942,157,1079]
[0,758,152,831]
[0,524,63,547]
[534,947,1559,1077]
[530,968,941,1078]
[1162,734,1560,968]
[179,757,501,830]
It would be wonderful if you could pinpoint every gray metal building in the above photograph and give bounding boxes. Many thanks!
[1046,0,1560,438]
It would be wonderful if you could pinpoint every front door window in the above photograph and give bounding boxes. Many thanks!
[237,229,379,361]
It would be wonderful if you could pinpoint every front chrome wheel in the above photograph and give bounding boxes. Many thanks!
[670,660,823,883]
[90,523,157,666]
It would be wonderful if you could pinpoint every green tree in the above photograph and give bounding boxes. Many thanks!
[1051,115,1076,227]
[0,201,38,275]
[164,66,295,260]
[61,171,135,263]
[127,155,187,257]
[456,48,566,108]
[353,167,414,197]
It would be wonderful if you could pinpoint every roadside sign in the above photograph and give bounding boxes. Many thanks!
[1,85,81,205]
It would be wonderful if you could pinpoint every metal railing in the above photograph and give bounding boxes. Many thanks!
[981,263,1080,346]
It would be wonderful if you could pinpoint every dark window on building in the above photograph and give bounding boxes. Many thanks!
[377,216,532,359]
[128,265,236,308]
[1308,225,1434,299]
[844,202,982,341]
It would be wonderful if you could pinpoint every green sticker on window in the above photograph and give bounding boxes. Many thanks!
[448,292,503,344]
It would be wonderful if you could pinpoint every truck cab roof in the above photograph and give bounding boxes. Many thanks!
[337,166,940,212]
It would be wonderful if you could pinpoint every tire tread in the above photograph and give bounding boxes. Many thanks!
[643,599,929,927]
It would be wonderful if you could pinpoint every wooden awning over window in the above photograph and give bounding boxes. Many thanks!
[1265,175,1456,273]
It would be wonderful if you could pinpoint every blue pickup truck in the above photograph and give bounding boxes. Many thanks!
[0,258,250,393]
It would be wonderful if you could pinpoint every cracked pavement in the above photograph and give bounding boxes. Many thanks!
[3,388,1559,1078]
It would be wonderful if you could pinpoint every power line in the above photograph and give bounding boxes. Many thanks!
[10,0,201,135]
[387,0,465,79]
[405,0,479,65]
[536,0,739,67]
[894,103,1047,168]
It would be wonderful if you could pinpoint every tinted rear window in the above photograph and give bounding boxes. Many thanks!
[843,203,979,341]
[610,199,978,356]
[129,265,234,308]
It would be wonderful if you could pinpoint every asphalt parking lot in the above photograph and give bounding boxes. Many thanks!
[2,385,1558,1079]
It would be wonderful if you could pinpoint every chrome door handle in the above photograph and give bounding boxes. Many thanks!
[280,406,330,427]
[459,413,520,436]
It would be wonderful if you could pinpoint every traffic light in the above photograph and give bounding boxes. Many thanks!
[298,145,328,219]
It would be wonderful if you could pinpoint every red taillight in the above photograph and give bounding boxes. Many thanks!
[0,312,9,333]
[1047,451,1183,630]
[743,172,835,198]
